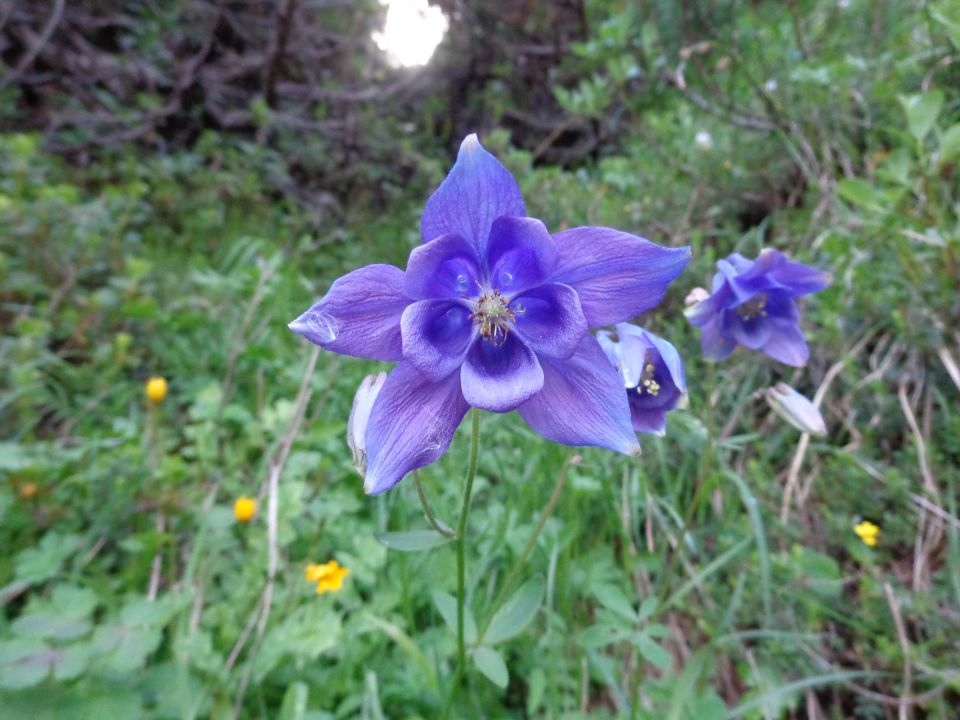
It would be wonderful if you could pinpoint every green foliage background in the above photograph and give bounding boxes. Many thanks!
[1,0,959,718]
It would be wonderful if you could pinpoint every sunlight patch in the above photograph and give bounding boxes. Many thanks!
[373,0,448,68]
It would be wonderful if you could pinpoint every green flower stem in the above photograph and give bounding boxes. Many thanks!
[413,470,455,538]
[657,361,717,612]
[442,408,481,714]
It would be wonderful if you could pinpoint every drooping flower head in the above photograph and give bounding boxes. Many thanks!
[290,135,690,494]
[765,382,826,436]
[684,249,830,367]
[596,324,686,437]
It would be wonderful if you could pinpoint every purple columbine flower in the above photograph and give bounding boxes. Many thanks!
[290,135,690,494]
[684,249,830,367]
[596,324,686,437]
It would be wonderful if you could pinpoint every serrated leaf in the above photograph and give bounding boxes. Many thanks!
[374,529,452,552]
[594,583,637,622]
[14,533,81,582]
[484,576,544,645]
[432,590,476,644]
[472,646,508,689]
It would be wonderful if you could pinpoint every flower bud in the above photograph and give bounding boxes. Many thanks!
[694,131,713,152]
[684,287,709,307]
[348,371,388,479]
[234,496,257,523]
[765,383,826,436]
[145,376,168,404]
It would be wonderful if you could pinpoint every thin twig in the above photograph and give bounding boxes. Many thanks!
[232,345,321,713]
[883,582,913,720]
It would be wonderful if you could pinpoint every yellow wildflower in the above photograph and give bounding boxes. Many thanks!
[19,482,38,500]
[234,496,257,523]
[145,376,168,404]
[854,520,879,547]
[305,560,350,594]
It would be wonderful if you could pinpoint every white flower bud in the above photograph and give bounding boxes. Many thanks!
[765,383,826,436]
[695,131,713,151]
[685,287,710,307]
[348,371,387,477]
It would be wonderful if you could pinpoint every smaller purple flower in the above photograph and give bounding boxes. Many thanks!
[684,249,831,367]
[596,324,686,437]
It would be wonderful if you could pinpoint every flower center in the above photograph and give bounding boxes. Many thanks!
[736,292,768,321]
[470,289,519,345]
[637,353,660,396]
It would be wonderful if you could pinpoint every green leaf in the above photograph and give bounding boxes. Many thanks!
[374,529,453,552]
[836,178,887,213]
[483,576,545,645]
[11,612,90,641]
[593,583,637,622]
[939,123,960,167]
[899,91,944,142]
[14,533,81,582]
[50,584,98,618]
[432,590,476,644]
[472,646,508,689]
[689,692,728,720]
[637,596,658,622]
[279,681,309,720]
[526,667,546,716]
[363,614,438,695]
[577,622,631,650]
[635,633,672,670]
[0,639,50,689]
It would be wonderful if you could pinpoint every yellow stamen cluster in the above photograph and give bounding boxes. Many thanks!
[305,560,350,594]
[233,496,257,523]
[854,521,879,547]
[145,376,168,404]
[638,361,660,396]
[736,293,768,321]
[470,289,519,346]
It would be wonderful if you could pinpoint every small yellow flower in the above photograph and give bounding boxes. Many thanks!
[305,560,349,594]
[234,496,257,523]
[18,482,38,500]
[145,376,168,404]
[854,520,879,547]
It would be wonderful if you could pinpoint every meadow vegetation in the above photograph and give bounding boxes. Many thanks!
[1,1,959,717]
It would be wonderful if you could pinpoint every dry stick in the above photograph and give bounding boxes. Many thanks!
[231,346,321,713]
[146,512,166,602]
[936,345,960,393]
[883,582,913,720]
[791,359,847,515]
[800,642,945,707]
[781,329,873,523]
[898,375,942,593]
